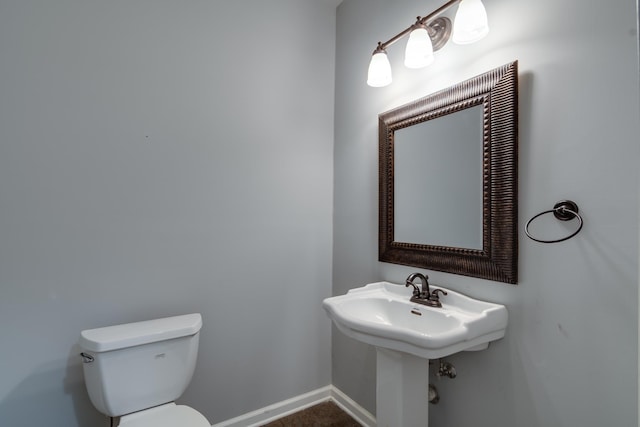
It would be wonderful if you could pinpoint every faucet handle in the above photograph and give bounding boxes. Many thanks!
[430,289,448,300]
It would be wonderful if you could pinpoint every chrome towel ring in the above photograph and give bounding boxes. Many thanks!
[525,200,583,243]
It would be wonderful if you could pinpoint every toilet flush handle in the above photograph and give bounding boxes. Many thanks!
[80,352,94,363]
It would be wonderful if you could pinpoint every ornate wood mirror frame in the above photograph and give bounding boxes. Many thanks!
[379,61,518,284]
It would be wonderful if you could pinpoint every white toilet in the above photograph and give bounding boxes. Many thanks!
[78,313,210,426]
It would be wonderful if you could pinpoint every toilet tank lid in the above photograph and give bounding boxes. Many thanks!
[79,313,202,353]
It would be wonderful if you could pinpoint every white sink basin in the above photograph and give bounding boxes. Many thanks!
[323,281,508,359]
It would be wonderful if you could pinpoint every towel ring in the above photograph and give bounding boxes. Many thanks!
[525,200,583,243]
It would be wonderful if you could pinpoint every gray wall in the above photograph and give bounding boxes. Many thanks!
[333,0,639,426]
[0,1,336,426]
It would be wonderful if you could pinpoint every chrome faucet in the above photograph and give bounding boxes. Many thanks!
[405,272,447,308]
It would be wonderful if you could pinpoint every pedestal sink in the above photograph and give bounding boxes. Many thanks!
[323,281,508,427]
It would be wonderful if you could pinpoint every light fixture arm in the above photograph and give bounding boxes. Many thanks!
[372,42,386,55]
[373,0,461,52]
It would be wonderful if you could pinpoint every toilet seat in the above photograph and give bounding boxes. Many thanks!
[119,403,210,427]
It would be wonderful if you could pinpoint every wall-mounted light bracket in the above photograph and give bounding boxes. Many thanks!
[424,17,452,51]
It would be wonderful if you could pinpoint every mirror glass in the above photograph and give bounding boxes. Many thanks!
[379,61,518,284]
[394,104,483,248]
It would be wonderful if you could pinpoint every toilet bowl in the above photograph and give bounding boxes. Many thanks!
[79,313,210,426]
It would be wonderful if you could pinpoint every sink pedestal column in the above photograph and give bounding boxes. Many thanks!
[376,348,430,427]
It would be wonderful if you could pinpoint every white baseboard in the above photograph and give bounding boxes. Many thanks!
[329,386,377,427]
[211,385,376,427]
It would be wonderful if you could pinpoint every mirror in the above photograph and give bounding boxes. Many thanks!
[379,61,518,284]
[394,104,484,248]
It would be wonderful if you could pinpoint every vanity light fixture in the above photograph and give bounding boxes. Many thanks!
[404,22,434,69]
[367,45,393,87]
[367,0,489,87]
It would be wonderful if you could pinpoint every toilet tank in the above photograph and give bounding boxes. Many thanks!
[79,313,202,417]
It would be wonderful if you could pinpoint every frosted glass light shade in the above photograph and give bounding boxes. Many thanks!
[404,27,434,69]
[367,51,392,87]
[452,0,489,44]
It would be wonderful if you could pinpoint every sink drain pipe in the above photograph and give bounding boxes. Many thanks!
[429,384,440,404]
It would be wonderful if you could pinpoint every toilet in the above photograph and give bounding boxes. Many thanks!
[78,313,210,426]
